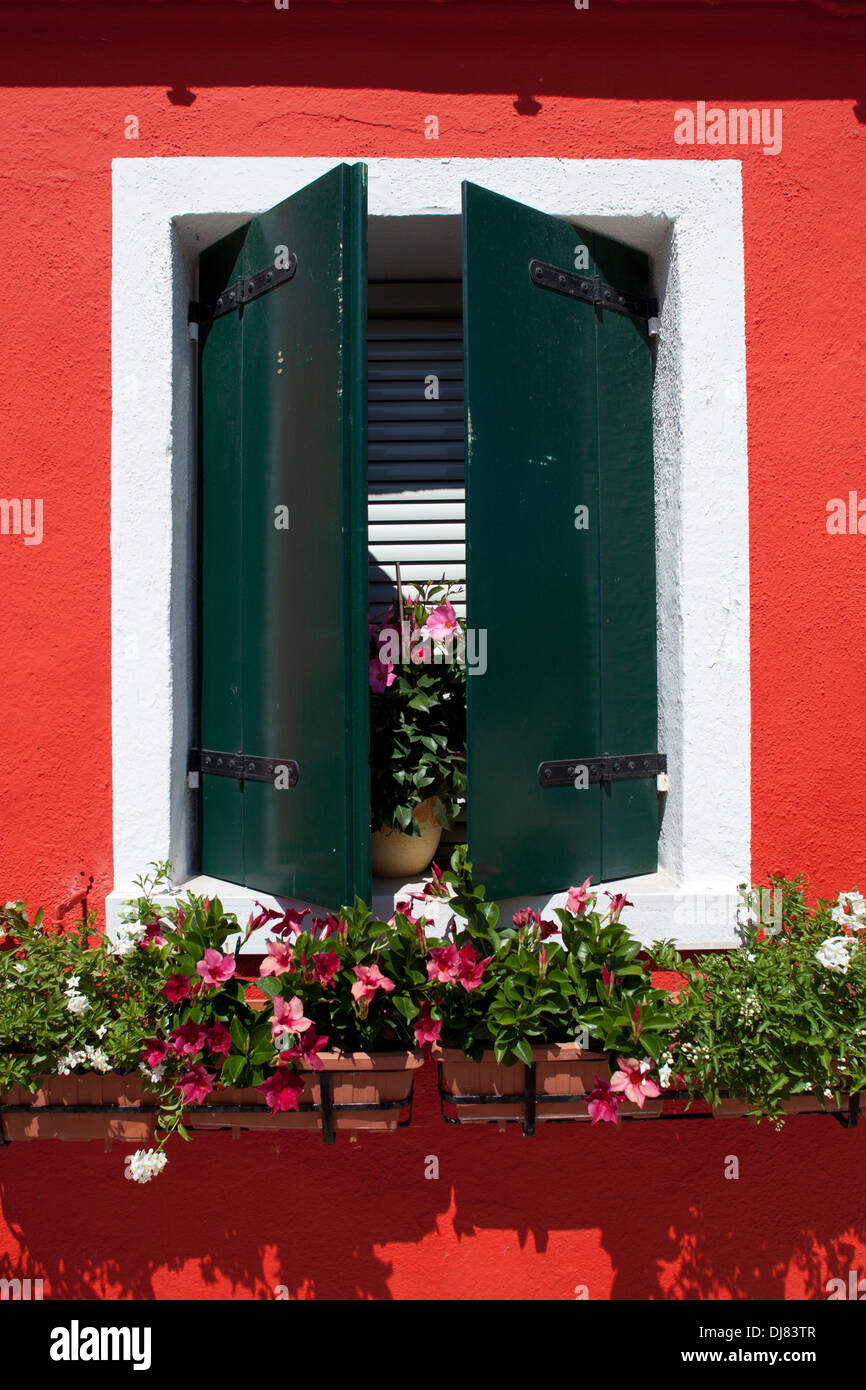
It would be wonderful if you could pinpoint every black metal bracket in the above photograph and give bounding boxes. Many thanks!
[191,253,297,328]
[530,258,659,332]
[538,753,666,789]
[188,748,299,787]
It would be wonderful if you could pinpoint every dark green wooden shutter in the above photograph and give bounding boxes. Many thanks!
[462,181,658,898]
[198,163,369,906]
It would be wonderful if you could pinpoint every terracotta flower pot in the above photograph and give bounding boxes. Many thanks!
[436,1043,664,1127]
[186,1050,423,1138]
[0,1074,158,1143]
[371,798,442,877]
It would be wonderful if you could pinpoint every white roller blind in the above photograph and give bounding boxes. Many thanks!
[367,304,465,620]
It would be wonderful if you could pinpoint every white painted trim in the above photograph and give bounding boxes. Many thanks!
[109,157,750,948]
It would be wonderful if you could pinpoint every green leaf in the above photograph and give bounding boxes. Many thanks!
[512,1037,534,1066]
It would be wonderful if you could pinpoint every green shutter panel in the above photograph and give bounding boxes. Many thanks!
[462,181,658,898]
[198,163,370,906]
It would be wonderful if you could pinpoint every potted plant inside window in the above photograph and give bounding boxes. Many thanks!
[654,875,866,1125]
[368,580,466,877]
[414,847,674,1131]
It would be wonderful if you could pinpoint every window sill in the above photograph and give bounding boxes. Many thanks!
[106,869,744,952]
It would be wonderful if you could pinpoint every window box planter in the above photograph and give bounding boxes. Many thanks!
[0,1054,424,1147]
[712,1092,852,1120]
[185,1050,424,1144]
[0,1074,158,1144]
[436,1043,664,1134]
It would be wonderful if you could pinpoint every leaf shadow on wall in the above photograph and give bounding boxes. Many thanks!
[3,1065,866,1300]
[444,1103,866,1299]
[0,1072,452,1301]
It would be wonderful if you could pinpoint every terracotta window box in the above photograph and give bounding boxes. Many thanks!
[0,1052,424,1147]
[436,1043,664,1134]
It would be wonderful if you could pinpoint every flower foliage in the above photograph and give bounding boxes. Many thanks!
[4,859,866,1170]
[368,581,466,836]
[0,884,172,1091]
[425,848,672,1071]
[653,874,866,1120]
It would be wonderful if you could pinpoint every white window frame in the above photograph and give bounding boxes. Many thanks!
[109,156,750,949]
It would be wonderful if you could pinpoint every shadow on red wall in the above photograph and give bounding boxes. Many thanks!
[1,1066,864,1300]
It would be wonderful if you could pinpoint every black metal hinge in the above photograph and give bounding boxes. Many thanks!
[188,748,299,787]
[190,252,297,330]
[538,753,667,789]
[530,259,659,334]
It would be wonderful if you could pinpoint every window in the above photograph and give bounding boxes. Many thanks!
[194,164,661,905]
[108,157,749,948]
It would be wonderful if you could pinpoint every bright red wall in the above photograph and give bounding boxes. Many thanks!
[1,0,866,1299]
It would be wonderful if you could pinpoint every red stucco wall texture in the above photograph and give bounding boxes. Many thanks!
[1,0,865,1299]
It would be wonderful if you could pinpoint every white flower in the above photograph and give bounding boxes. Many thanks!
[815,936,857,974]
[95,1024,108,1039]
[84,1046,112,1073]
[139,1062,165,1084]
[659,1061,674,1089]
[113,923,146,957]
[57,1049,86,1075]
[65,975,81,992]
[125,1148,168,1184]
[66,992,91,1016]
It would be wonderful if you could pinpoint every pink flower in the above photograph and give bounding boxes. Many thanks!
[391,899,420,926]
[311,913,340,940]
[311,950,341,988]
[248,903,285,933]
[259,941,295,978]
[587,1076,621,1125]
[163,973,192,1004]
[292,1026,330,1071]
[141,1037,169,1070]
[140,919,168,948]
[423,861,449,900]
[605,891,634,920]
[424,601,460,643]
[426,943,461,984]
[276,908,311,939]
[204,1022,232,1056]
[567,878,594,916]
[513,907,539,930]
[369,657,396,693]
[351,964,396,1002]
[610,1058,661,1109]
[169,1021,206,1056]
[455,943,493,992]
[258,1066,306,1114]
[271,994,312,1043]
[195,949,236,988]
[410,634,431,665]
[176,1064,214,1106]
[412,1004,442,1048]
